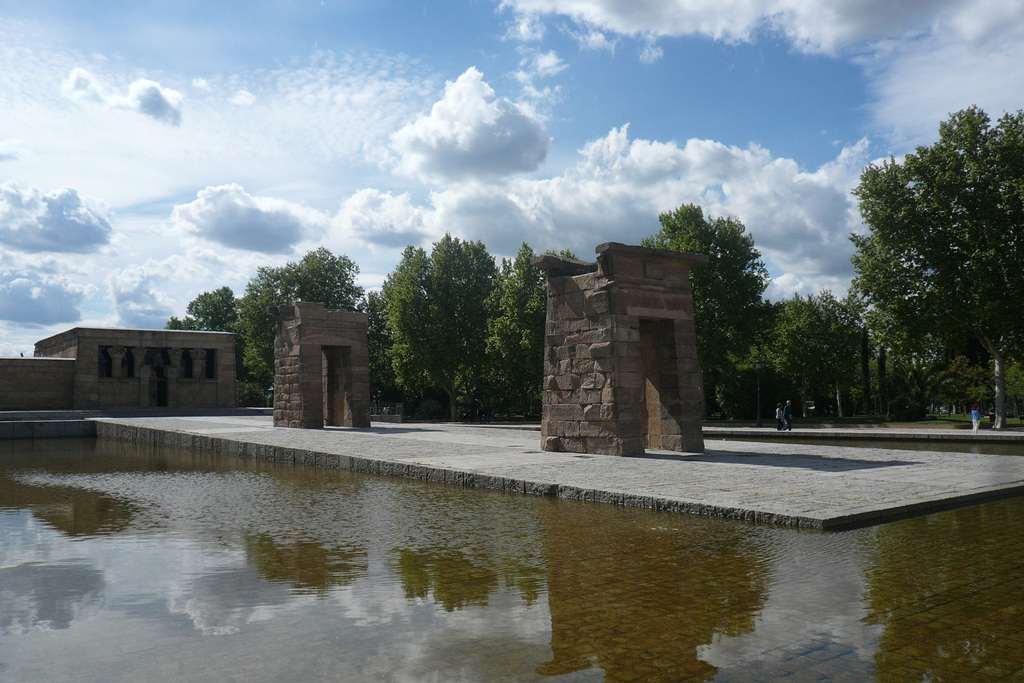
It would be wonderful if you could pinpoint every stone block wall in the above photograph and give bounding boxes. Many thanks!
[33,328,237,410]
[271,302,370,429]
[0,358,75,410]
[533,242,707,456]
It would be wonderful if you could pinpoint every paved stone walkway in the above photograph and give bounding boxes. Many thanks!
[92,415,1024,530]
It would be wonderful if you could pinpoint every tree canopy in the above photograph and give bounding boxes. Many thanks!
[852,106,1024,427]
[486,242,547,416]
[767,291,863,417]
[238,247,363,388]
[166,286,238,332]
[382,234,496,420]
[642,203,770,415]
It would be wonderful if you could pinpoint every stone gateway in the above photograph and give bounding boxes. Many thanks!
[270,302,370,429]
[533,242,707,456]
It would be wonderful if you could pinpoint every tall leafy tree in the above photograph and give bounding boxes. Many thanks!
[166,286,254,397]
[486,242,546,416]
[852,107,1024,428]
[768,292,863,416]
[938,356,990,413]
[166,286,239,332]
[359,289,401,405]
[383,234,496,420]
[237,247,363,388]
[642,204,769,415]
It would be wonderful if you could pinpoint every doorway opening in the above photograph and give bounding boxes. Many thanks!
[322,346,351,427]
[639,319,672,450]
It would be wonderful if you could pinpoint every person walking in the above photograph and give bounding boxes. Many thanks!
[782,400,793,431]
[971,404,981,433]
[775,402,784,431]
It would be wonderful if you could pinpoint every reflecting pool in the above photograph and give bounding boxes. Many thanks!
[707,434,1024,456]
[2,438,1024,682]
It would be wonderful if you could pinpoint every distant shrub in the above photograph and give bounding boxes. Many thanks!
[238,381,271,407]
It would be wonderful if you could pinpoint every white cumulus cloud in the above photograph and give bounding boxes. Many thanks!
[391,68,550,184]
[62,68,183,126]
[0,182,113,254]
[503,1,1024,145]
[105,257,207,328]
[117,79,183,126]
[334,189,432,249]
[172,184,329,254]
[503,0,963,54]
[347,125,868,296]
[0,271,95,325]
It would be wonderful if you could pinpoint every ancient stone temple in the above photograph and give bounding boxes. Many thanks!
[0,327,238,411]
[532,242,707,456]
[270,302,370,429]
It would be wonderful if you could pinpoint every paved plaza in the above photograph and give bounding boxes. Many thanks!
[88,414,1024,529]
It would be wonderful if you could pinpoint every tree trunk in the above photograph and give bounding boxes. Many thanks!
[878,346,888,417]
[835,383,845,418]
[860,326,871,415]
[442,379,458,421]
[980,336,1006,429]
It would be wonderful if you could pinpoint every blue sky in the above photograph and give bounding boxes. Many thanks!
[2,0,1023,354]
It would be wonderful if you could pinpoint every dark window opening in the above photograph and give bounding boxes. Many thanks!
[179,349,193,379]
[154,365,168,407]
[122,347,135,378]
[204,349,216,379]
[98,347,113,378]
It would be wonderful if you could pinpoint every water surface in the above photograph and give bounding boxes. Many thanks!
[2,438,1023,681]
[708,434,1024,456]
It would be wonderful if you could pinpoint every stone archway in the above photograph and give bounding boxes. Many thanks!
[270,302,370,429]
[533,242,707,456]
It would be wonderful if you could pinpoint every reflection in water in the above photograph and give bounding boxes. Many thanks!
[168,564,294,636]
[707,435,1024,457]
[245,533,367,595]
[394,548,500,611]
[0,439,135,537]
[0,555,105,634]
[3,437,1024,681]
[0,479,133,537]
[538,504,769,682]
[865,502,1024,681]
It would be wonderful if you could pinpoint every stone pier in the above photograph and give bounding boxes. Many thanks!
[270,302,370,429]
[533,242,707,456]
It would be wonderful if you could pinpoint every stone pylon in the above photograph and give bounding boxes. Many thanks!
[270,302,370,429]
[532,243,707,456]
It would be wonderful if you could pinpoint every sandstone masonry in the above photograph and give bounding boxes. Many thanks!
[533,242,707,456]
[0,328,237,411]
[271,302,370,429]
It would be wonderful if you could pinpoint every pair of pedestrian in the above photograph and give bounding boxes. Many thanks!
[775,400,793,431]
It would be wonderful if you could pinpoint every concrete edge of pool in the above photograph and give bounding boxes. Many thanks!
[56,415,1024,532]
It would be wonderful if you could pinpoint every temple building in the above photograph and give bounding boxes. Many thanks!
[0,328,237,411]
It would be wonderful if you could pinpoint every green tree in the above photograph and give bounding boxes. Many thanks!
[360,290,401,406]
[166,286,238,332]
[938,356,990,413]
[1006,362,1024,421]
[237,248,363,388]
[642,204,770,416]
[852,107,1024,428]
[166,286,259,401]
[383,234,496,420]
[768,292,863,417]
[486,242,546,417]
[888,356,941,421]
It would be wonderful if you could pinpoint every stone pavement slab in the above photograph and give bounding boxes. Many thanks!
[90,416,1024,530]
